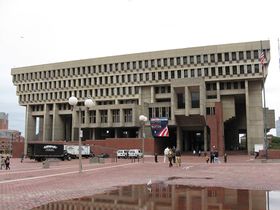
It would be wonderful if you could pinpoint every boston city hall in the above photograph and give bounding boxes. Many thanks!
[11,40,275,155]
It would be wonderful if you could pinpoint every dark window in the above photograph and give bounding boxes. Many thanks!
[183,56,187,65]
[210,54,215,62]
[133,61,136,69]
[197,55,201,64]
[218,53,222,62]
[240,65,244,74]
[184,69,188,78]
[190,56,194,64]
[239,51,244,60]
[226,83,231,89]
[225,53,229,61]
[177,93,185,109]
[177,70,181,78]
[225,66,230,75]
[220,82,224,90]
[234,82,238,89]
[191,91,200,108]
[203,54,208,63]
[232,52,236,61]
[218,67,223,75]
[206,83,211,91]
[253,50,258,59]
[139,61,142,69]
[246,51,251,59]
[164,71,168,79]
[158,72,162,80]
[254,64,259,73]
[151,60,155,67]
[204,68,208,76]
[157,59,162,67]
[191,69,195,77]
[240,81,245,89]
[163,58,168,66]
[247,65,252,73]
[211,67,215,76]
[176,57,181,65]
[233,66,237,74]
[145,60,148,68]
[170,58,174,66]
[197,68,201,77]
[171,71,175,79]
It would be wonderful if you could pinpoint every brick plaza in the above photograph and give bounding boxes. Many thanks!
[1,155,280,210]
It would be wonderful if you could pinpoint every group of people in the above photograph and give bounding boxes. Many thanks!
[163,146,181,167]
[0,156,10,170]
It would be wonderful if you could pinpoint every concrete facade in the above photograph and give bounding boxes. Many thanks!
[276,117,280,137]
[11,40,275,155]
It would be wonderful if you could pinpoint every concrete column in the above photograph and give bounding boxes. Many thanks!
[120,109,124,126]
[39,117,44,141]
[245,80,264,154]
[204,126,207,152]
[24,105,36,155]
[71,109,78,141]
[43,104,51,142]
[171,87,175,122]
[108,109,112,127]
[176,126,182,150]
[52,104,64,141]
[200,83,206,116]
[217,82,220,101]
[85,108,89,125]
[150,86,155,103]
[185,86,189,116]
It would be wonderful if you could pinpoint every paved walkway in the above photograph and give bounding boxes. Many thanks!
[0,155,280,210]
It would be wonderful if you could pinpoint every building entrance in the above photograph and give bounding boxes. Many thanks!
[182,130,204,152]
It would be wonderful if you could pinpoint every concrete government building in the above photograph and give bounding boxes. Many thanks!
[11,40,275,155]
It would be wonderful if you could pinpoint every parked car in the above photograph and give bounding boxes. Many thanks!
[128,149,143,159]
[117,150,129,159]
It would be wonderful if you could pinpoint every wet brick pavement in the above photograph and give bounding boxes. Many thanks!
[0,155,280,210]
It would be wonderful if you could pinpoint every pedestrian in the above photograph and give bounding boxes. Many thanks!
[154,153,158,163]
[172,146,176,163]
[0,156,5,170]
[224,153,227,163]
[175,148,181,167]
[193,149,196,156]
[205,154,210,163]
[21,153,24,163]
[167,148,173,167]
[198,150,201,156]
[163,147,169,163]
[5,156,10,170]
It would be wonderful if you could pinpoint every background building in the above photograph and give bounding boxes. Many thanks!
[276,117,280,137]
[0,112,8,130]
[11,40,275,155]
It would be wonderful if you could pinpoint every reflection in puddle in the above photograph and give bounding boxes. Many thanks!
[32,183,279,210]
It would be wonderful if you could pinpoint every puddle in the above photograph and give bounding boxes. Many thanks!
[32,183,280,210]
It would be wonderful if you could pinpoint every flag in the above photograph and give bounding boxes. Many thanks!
[259,51,265,65]
[150,118,169,137]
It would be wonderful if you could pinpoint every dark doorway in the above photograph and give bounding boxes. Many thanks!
[182,130,204,152]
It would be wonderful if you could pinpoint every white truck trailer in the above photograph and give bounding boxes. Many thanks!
[64,145,93,159]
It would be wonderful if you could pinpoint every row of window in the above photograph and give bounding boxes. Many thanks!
[18,64,263,93]
[13,50,267,82]
[206,81,245,91]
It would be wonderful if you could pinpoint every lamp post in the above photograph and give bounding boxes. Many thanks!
[139,115,148,163]
[68,95,94,173]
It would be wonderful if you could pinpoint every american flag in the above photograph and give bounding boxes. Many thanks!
[150,118,169,137]
[259,51,265,65]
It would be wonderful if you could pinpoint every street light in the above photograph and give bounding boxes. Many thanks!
[68,95,94,173]
[139,115,148,162]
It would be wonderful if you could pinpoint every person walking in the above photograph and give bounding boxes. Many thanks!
[0,156,5,170]
[21,153,24,163]
[167,148,173,167]
[175,148,181,167]
[172,146,176,164]
[163,147,169,163]
[5,156,10,170]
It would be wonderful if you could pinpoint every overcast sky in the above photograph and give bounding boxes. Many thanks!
[0,0,280,137]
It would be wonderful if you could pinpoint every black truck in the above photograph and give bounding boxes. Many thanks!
[27,143,71,162]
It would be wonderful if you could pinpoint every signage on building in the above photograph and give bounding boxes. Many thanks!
[150,118,169,137]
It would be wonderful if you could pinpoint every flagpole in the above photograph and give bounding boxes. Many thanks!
[278,38,280,71]
[260,40,268,160]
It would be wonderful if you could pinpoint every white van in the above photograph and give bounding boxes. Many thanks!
[128,149,143,158]
[117,150,129,159]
